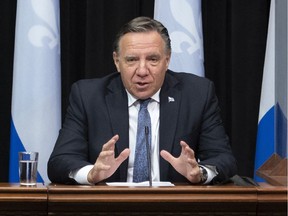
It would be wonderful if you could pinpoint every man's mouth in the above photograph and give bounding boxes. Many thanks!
[136,82,149,88]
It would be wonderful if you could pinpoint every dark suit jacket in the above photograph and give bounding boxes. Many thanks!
[48,70,237,184]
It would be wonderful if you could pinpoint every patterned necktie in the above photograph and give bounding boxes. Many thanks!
[133,99,151,182]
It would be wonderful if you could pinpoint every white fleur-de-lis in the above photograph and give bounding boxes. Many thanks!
[169,0,203,58]
[28,0,59,49]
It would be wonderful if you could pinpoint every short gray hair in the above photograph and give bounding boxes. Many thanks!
[113,16,171,54]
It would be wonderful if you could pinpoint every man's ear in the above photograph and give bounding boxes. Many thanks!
[113,52,120,72]
[165,53,171,70]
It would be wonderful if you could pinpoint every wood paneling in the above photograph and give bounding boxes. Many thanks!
[0,183,47,216]
[0,183,286,216]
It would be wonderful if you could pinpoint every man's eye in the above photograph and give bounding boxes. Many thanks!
[126,57,137,63]
[149,57,159,64]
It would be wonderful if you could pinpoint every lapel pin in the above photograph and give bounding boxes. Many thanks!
[168,96,175,103]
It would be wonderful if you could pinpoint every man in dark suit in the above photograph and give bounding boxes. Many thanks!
[48,16,237,185]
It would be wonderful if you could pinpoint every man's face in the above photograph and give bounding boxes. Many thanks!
[113,31,171,100]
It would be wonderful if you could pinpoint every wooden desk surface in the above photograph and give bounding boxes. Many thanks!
[46,183,287,216]
[255,183,288,215]
[0,183,286,216]
[47,183,258,202]
[0,183,47,216]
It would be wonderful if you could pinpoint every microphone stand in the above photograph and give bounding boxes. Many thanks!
[145,126,152,187]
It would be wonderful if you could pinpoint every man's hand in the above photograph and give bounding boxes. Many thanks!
[160,141,201,183]
[87,135,130,184]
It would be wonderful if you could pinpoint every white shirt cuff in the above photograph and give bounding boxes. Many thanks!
[69,165,94,185]
[199,165,218,184]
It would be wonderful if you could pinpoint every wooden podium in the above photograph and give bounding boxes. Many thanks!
[48,184,258,215]
[256,153,287,186]
[1,183,286,216]
[0,183,47,216]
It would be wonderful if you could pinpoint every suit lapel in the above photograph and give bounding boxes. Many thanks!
[159,73,181,180]
[105,76,129,181]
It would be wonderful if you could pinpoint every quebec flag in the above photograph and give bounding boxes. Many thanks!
[9,0,61,184]
[254,0,275,182]
[154,0,204,76]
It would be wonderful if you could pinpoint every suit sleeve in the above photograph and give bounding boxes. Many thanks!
[197,81,237,184]
[47,82,92,184]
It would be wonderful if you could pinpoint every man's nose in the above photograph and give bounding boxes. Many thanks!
[136,60,148,76]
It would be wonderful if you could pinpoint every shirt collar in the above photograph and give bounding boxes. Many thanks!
[127,89,160,107]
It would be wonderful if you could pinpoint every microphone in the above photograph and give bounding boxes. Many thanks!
[145,126,152,187]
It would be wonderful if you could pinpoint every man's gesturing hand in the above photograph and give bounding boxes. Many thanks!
[88,135,130,184]
[160,141,201,183]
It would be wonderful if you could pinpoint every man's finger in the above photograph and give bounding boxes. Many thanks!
[160,150,175,164]
[180,141,195,158]
[116,148,130,164]
[102,134,119,151]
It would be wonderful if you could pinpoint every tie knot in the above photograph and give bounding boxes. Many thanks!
[139,98,150,109]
